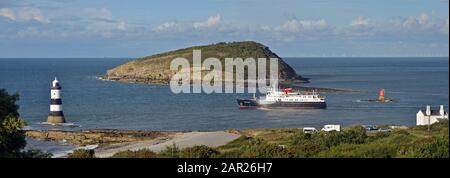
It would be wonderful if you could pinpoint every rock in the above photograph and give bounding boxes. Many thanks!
[25,129,178,146]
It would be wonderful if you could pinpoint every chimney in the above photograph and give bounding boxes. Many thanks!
[426,105,431,116]
[440,105,445,116]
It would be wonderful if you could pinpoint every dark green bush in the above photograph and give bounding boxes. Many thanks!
[68,149,95,158]
[340,125,367,144]
[0,89,28,158]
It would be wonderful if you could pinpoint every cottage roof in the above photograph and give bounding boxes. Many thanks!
[419,109,447,116]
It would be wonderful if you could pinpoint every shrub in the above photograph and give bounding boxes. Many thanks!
[112,149,157,158]
[340,125,367,144]
[315,131,343,148]
[240,139,291,158]
[412,135,449,158]
[287,142,324,158]
[180,145,219,158]
[158,143,181,158]
[289,131,312,145]
[366,131,390,142]
[20,149,53,158]
[217,150,243,158]
[218,136,253,150]
[392,129,410,136]
[317,142,397,158]
[68,149,95,158]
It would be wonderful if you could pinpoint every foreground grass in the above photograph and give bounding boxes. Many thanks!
[69,121,449,158]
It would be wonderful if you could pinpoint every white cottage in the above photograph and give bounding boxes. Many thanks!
[416,105,448,126]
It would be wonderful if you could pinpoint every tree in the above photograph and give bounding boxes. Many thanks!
[0,89,19,120]
[0,89,27,158]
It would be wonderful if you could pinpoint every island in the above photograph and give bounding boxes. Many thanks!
[102,41,309,85]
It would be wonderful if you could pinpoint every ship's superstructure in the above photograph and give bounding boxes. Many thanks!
[237,86,327,109]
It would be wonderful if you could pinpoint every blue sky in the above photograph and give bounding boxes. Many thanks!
[0,0,448,57]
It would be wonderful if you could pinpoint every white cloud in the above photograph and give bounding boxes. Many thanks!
[154,15,222,32]
[400,12,435,29]
[18,7,49,23]
[351,16,370,28]
[76,8,130,35]
[193,14,221,29]
[155,21,181,31]
[117,20,126,31]
[0,7,49,23]
[417,13,430,25]
[340,12,449,39]
[0,8,15,20]
[275,19,327,32]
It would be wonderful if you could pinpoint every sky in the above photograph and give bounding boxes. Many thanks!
[0,0,448,58]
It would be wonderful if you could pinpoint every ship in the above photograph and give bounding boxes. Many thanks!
[237,86,327,109]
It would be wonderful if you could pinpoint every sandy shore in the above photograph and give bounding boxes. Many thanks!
[94,131,240,158]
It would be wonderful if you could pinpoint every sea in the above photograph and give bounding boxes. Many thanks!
[0,57,448,155]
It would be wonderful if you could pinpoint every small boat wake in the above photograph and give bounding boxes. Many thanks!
[354,99,396,103]
[39,122,80,128]
[356,88,397,103]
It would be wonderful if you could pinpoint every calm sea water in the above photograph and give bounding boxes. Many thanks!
[0,58,448,132]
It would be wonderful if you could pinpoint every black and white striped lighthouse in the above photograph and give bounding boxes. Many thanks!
[47,77,66,123]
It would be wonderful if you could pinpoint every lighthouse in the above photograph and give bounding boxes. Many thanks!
[47,77,66,123]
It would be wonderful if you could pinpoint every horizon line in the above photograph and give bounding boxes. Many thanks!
[0,56,449,59]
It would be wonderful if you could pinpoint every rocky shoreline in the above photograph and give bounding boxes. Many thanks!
[25,129,179,146]
[98,76,355,93]
[99,75,171,85]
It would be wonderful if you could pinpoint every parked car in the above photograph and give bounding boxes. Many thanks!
[362,125,378,131]
[322,124,341,132]
[303,127,317,134]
